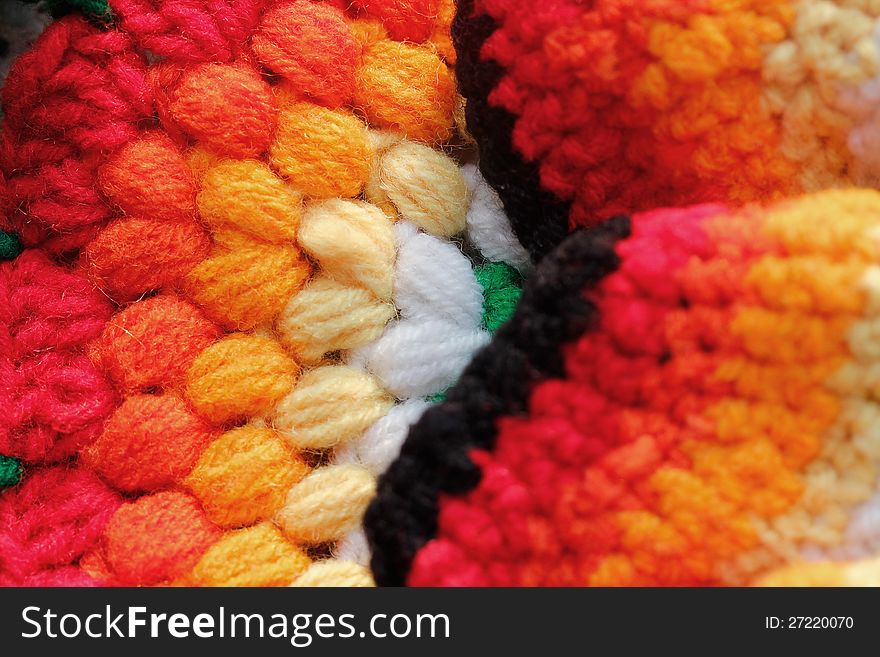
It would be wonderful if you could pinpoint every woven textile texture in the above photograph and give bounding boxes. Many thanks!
[0,0,527,587]
[369,190,880,587]
[455,0,880,258]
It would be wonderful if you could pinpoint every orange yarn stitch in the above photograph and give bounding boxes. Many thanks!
[1,0,472,589]
[169,63,279,158]
[253,1,360,108]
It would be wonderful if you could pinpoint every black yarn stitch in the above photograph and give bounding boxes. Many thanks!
[366,217,632,586]
[452,0,571,261]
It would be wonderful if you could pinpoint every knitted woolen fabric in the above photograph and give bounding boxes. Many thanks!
[454,0,880,258]
[1,250,116,464]
[0,465,120,586]
[368,190,880,587]
[0,1,523,587]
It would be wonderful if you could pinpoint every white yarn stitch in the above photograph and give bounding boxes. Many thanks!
[333,527,373,567]
[393,221,484,328]
[461,163,533,274]
[349,319,491,399]
[840,17,880,184]
[335,398,431,476]
[335,216,493,566]
[828,490,880,560]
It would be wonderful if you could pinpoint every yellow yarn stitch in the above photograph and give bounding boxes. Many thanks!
[756,556,880,587]
[185,243,311,330]
[182,522,311,587]
[185,426,310,528]
[375,139,470,237]
[270,101,373,199]
[197,159,302,243]
[277,275,396,364]
[277,464,377,544]
[292,560,375,587]
[298,199,397,300]
[273,366,394,451]
[186,333,299,424]
[365,130,405,218]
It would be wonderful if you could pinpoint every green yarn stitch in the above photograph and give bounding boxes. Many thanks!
[0,456,22,489]
[23,0,113,22]
[476,262,523,333]
[425,263,523,403]
[0,231,22,261]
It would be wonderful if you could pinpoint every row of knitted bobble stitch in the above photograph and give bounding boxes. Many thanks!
[0,0,527,586]
[463,0,880,231]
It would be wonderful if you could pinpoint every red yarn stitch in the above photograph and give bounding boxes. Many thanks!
[0,250,113,367]
[0,16,152,249]
[0,251,116,463]
[1,16,151,155]
[109,0,268,64]
[0,466,121,586]
[1,352,118,463]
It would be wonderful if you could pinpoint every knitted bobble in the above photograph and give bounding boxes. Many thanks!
[169,63,278,158]
[185,244,311,331]
[95,295,220,392]
[98,132,196,223]
[1,250,112,358]
[335,398,429,476]
[273,366,394,451]
[110,0,267,63]
[2,16,151,154]
[185,426,310,528]
[6,157,112,245]
[0,466,120,585]
[277,275,396,364]
[2,352,118,463]
[0,456,22,489]
[291,560,375,587]
[1,251,117,462]
[86,217,211,301]
[351,0,440,44]
[186,334,299,425]
[826,492,880,560]
[393,222,483,328]
[102,491,220,586]
[355,39,455,144]
[298,199,395,299]
[460,163,532,273]
[376,140,469,236]
[183,522,311,587]
[84,395,215,493]
[252,1,359,108]
[270,103,373,199]
[197,160,302,244]
[277,464,376,545]
[351,320,491,399]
